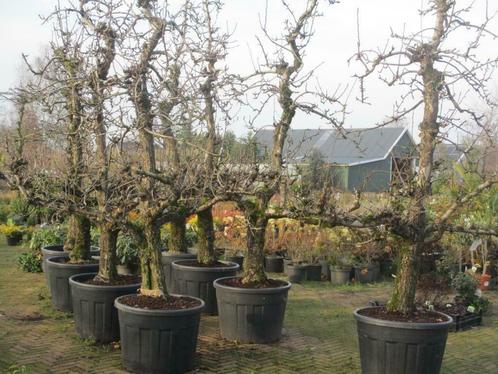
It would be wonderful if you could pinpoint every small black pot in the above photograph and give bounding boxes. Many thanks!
[224,253,244,270]
[6,234,22,246]
[45,256,99,312]
[330,266,352,285]
[69,272,140,342]
[214,277,291,343]
[305,263,322,281]
[115,294,204,374]
[319,260,331,281]
[172,260,239,315]
[265,255,284,273]
[355,263,380,284]
[287,263,306,283]
[161,251,197,293]
[354,307,452,374]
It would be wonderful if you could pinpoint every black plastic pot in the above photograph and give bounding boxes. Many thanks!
[354,307,452,374]
[305,263,322,281]
[69,272,140,343]
[355,263,380,283]
[6,234,22,246]
[265,255,284,273]
[214,277,291,343]
[115,294,204,374]
[287,263,306,283]
[41,245,100,271]
[319,260,331,281]
[172,260,239,315]
[45,256,99,312]
[224,253,244,270]
[161,251,197,293]
[330,266,352,285]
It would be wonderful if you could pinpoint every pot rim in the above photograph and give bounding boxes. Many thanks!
[330,265,353,271]
[172,260,239,272]
[287,263,307,269]
[161,250,197,257]
[69,272,141,291]
[213,276,291,294]
[114,293,205,316]
[265,255,283,259]
[46,255,99,269]
[354,306,453,330]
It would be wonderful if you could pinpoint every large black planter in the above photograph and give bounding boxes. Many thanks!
[41,245,100,272]
[45,256,99,312]
[265,255,284,273]
[287,263,306,283]
[115,294,204,374]
[355,263,380,283]
[305,263,322,281]
[214,277,291,343]
[69,273,140,343]
[330,266,352,285]
[354,307,452,374]
[172,260,239,315]
[161,251,197,292]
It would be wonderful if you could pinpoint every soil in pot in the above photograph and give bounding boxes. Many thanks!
[69,273,141,343]
[45,256,99,312]
[330,266,352,285]
[171,260,239,315]
[355,306,452,374]
[304,263,322,281]
[265,255,284,273]
[214,276,291,343]
[115,294,204,374]
[355,263,380,284]
[287,263,306,283]
[161,251,197,293]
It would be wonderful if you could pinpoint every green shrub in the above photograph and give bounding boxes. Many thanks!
[451,272,478,304]
[29,225,66,252]
[117,233,139,266]
[18,251,42,273]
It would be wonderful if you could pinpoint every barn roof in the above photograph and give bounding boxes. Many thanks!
[254,127,413,166]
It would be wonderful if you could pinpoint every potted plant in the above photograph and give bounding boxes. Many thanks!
[347,0,498,371]
[0,220,26,246]
[329,247,355,285]
[214,0,328,344]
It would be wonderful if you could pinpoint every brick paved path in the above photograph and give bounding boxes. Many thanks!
[1,244,497,373]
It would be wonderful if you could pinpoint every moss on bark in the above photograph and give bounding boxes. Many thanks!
[197,209,216,265]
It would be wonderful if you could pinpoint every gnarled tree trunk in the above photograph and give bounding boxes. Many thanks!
[197,209,216,265]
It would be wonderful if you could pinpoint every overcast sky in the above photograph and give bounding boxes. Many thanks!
[1,0,497,140]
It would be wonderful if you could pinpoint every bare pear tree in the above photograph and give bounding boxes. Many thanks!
[235,0,344,284]
[351,0,498,312]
